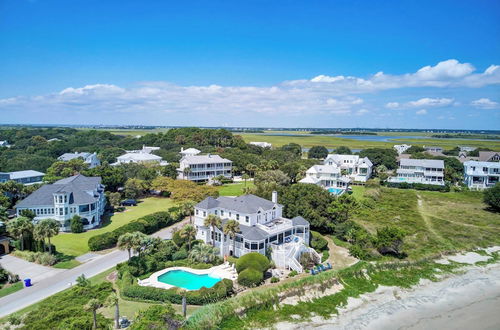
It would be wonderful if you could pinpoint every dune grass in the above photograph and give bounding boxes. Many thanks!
[51,197,176,256]
[352,188,500,259]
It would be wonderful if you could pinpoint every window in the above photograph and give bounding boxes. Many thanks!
[236,214,240,220]
[196,209,199,215]
[64,195,67,203]
[245,242,249,249]
[251,243,258,250]
[203,211,206,217]
[215,210,218,215]
[229,212,232,217]
[221,210,224,216]
[245,216,249,223]
[270,235,277,242]
[259,242,264,249]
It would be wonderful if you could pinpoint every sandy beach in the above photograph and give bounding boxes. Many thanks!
[276,260,500,330]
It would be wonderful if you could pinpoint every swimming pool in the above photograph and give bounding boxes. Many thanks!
[328,187,344,195]
[157,270,221,290]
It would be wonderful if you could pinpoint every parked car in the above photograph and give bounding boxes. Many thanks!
[121,199,137,206]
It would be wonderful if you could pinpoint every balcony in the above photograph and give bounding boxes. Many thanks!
[257,218,294,234]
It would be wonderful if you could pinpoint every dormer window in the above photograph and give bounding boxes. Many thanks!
[215,210,218,215]
[221,210,224,216]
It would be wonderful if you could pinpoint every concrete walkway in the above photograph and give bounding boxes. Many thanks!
[0,255,64,284]
[0,217,189,318]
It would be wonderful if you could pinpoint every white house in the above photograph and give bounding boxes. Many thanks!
[394,144,411,154]
[323,154,373,182]
[113,145,168,166]
[0,170,45,185]
[299,165,350,195]
[194,192,318,273]
[463,161,500,190]
[177,153,232,182]
[180,147,201,157]
[58,152,101,168]
[15,174,106,231]
[0,141,11,148]
[388,158,445,185]
[249,142,272,148]
[424,146,444,153]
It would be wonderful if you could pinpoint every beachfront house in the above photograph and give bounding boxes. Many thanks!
[323,154,373,182]
[58,152,101,168]
[0,141,11,148]
[299,164,351,195]
[0,170,45,185]
[463,161,500,190]
[194,192,318,273]
[478,151,500,162]
[424,146,444,153]
[177,152,232,182]
[394,144,412,154]
[113,145,168,166]
[388,158,445,185]
[180,147,201,157]
[15,174,106,231]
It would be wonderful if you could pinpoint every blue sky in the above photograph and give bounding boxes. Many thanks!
[1,0,499,128]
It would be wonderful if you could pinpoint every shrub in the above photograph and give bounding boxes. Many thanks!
[12,250,57,266]
[288,270,298,277]
[270,276,280,283]
[483,183,500,211]
[349,244,369,259]
[70,216,84,233]
[237,268,263,287]
[384,181,450,192]
[172,249,188,261]
[310,231,328,251]
[235,253,270,273]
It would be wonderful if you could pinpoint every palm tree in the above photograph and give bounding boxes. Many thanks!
[180,224,197,251]
[182,167,192,180]
[242,173,250,187]
[106,292,120,329]
[223,220,240,257]
[188,243,219,263]
[7,217,33,251]
[84,298,101,330]
[117,232,136,260]
[245,164,258,178]
[180,200,195,224]
[33,221,47,252]
[203,214,221,247]
[42,219,59,254]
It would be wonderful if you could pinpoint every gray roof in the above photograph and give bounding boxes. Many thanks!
[400,158,444,168]
[479,151,500,162]
[291,216,309,226]
[16,174,102,208]
[220,219,268,241]
[4,170,45,180]
[58,152,92,162]
[181,154,232,164]
[196,194,279,213]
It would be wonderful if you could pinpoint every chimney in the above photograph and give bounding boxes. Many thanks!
[181,147,184,152]
[272,191,278,203]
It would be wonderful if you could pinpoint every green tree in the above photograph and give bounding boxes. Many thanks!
[375,226,407,257]
[33,221,48,252]
[359,148,398,169]
[106,292,120,329]
[223,219,240,257]
[245,164,258,178]
[180,224,197,251]
[188,243,219,263]
[327,194,358,224]
[7,216,33,250]
[124,178,148,199]
[179,200,195,224]
[203,214,222,247]
[84,298,101,330]
[117,232,137,260]
[76,274,90,287]
[308,146,328,159]
[19,209,36,220]
[45,158,89,182]
[242,173,250,187]
[182,167,192,180]
[484,183,500,211]
[280,143,302,157]
[70,215,84,233]
[107,192,122,209]
[335,146,352,155]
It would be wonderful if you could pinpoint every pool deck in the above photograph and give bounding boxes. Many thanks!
[138,263,237,290]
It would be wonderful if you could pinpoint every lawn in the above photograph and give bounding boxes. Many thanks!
[218,182,255,196]
[51,197,176,256]
[352,187,500,259]
[239,132,500,150]
[0,282,23,299]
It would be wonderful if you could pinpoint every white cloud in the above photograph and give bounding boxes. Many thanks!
[407,98,454,107]
[416,109,427,115]
[385,102,400,109]
[356,109,370,115]
[471,98,499,109]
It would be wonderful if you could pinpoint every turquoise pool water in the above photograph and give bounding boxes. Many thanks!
[157,270,221,290]
[328,187,344,195]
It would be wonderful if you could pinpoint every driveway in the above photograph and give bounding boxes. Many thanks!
[0,255,64,284]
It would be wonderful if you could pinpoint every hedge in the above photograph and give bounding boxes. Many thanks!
[384,181,450,192]
[88,207,184,251]
[237,268,263,287]
[235,253,270,273]
[120,271,233,305]
[310,231,328,251]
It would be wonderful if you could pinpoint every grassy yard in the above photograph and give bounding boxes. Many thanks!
[51,197,176,256]
[352,187,500,259]
[0,282,23,299]
[218,182,255,196]
[239,132,500,150]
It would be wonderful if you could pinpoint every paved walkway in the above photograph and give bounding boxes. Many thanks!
[0,217,189,318]
[0,255,64,284]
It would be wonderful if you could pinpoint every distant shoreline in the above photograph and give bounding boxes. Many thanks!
[277,262,500,330]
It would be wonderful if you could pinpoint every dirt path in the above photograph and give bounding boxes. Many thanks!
[416,194,447,242]
[324,236,358,271]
